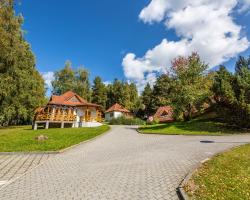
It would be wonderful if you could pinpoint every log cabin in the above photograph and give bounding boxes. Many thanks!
[33,91,103,129]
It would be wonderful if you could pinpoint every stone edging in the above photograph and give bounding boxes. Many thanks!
[176,160,205,200]
[0,127,111,155]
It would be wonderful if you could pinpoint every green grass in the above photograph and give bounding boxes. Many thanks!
[185,144,250,200]
[138,119,247,135]
[0,125,110,152]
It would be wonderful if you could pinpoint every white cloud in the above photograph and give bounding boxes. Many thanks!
[122,0,250,92]
[103,81,112,86]
[239,0,250,12]
[42,71,54,90]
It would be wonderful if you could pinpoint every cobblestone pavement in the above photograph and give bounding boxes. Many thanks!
[0,154,52,189]
[0,126,250,200]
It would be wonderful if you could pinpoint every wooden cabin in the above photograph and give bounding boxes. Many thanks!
[33,91,103,130]
[152,106,174,123]
[105,103,132,121]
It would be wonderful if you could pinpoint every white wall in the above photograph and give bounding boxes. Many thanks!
[105,111,123,121]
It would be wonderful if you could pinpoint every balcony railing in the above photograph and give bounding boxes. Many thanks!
[35,113,76,122]
[35,112,103,122]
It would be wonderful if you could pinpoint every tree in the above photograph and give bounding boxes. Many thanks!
[170,53,213,120]
[213,61,250,128]
[235,55,250,75]
[76,67,91,101]
[52,61,91,101]
[92,76,107,110]
[128,82,140,112]
[52,61,75,95]
[104,79,140,113]
[0,0,46,125]
[141,83,153,116]
[112,79,123,105]
[151,74,173,111]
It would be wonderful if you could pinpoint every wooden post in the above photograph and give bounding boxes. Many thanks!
[45,121,49,129]
[33,122,38,130]
[61,122,64,128]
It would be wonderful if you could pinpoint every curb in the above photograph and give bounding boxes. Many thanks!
[177,161,204,200]
[0,126,111,155]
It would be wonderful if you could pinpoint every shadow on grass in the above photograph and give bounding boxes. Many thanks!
[140,119,247,134]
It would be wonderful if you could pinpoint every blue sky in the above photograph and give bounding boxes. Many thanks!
[15,0,250,92]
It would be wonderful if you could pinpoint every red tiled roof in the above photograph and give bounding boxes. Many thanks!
[48,91,101,107]
[154,106,174,123]
[105,103,131,113]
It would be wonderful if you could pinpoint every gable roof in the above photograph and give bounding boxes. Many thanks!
[154,106,174,122]
[48,91,101,107]
[105,103,131,113]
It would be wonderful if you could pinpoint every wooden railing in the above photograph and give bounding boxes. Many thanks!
[35,109,103,123]
[35,112,76,122]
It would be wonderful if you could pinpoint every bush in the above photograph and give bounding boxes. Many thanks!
[108,116,145,125]
[146,119,159,125]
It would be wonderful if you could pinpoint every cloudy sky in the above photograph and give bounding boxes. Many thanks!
[15,0,250,93]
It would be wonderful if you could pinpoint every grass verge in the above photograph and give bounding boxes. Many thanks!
[138,119,247,135]
[185,144,250,200]
[0,125,110,152]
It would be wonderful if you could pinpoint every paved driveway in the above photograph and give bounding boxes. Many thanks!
[0,126,249,200]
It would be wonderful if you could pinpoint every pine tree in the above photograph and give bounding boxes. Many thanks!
[0,0,46,125]
[76,67,91,101]
[141,83,153,116]
[92,76,107,110]
[151,74,173,110]
[213,61,250,128]
[112,79,123,105]
[235,55,250,75]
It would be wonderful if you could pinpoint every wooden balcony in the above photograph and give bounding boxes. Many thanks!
[35,112,76,122]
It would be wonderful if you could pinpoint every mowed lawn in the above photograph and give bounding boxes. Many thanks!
[185,144,250,200]
[139,119,247,135]
[0,125,110,152]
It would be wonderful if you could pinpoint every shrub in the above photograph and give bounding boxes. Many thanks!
[146,119,159,125]
[108,116,145,125]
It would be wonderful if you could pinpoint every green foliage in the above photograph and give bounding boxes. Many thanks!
[0,125,110,152]
[235,55,250,75]
[92,76,107,110]
[0,0,46,125]
[105,79,140,113]
[146,119,159,125]
[141,83,154,117]
[52,61,91,101]
[141,53,213,121]
[170,53,213,121]
[109,116,145,125]
[212,61,250,128]
[141,75,174,118]
[151,75,173,109]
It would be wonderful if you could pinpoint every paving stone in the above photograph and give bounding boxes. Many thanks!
[0,125,250,199]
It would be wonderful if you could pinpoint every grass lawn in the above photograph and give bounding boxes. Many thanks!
[138,119,247,135]
[185,144,250,200]
[0,125,110,152]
